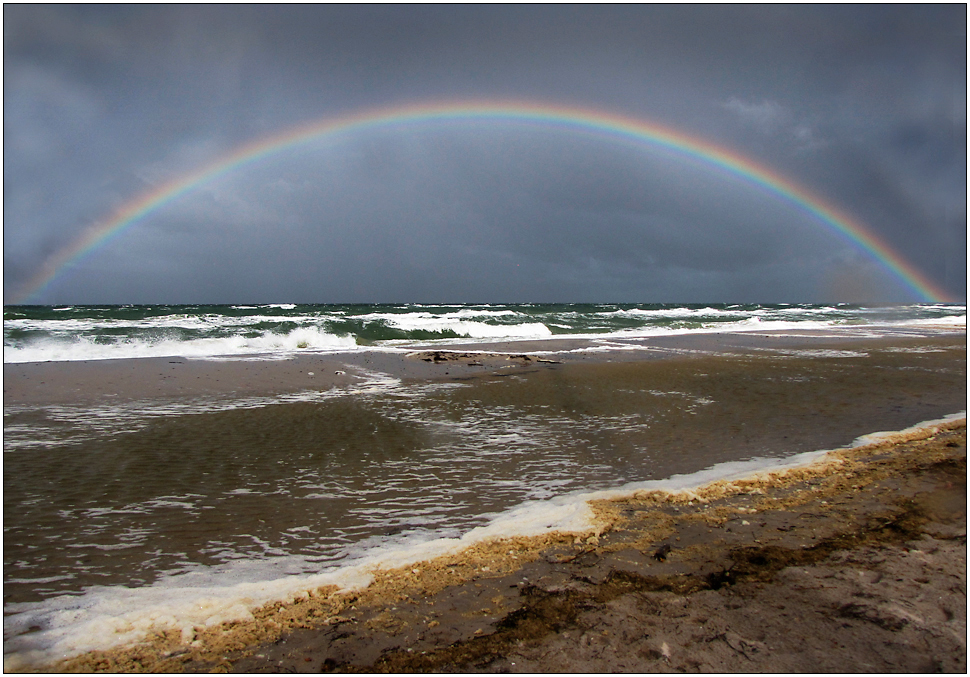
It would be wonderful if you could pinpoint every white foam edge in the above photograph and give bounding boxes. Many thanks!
[3,412,965,670]
[849,411,966,447]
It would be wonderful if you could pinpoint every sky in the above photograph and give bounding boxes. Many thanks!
[4,4,966,304]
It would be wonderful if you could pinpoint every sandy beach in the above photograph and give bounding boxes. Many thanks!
[4,327,963,673]
[54,417,966,673]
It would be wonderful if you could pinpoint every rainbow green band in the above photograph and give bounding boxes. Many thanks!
[17,100,951,303]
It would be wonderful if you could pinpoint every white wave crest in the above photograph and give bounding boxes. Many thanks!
[353,312,551,339]
[897,314,966,327]
[2,326,358,363]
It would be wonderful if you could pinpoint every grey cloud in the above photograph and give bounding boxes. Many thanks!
[724,99,788,131]
[4,4,965,303]
[723,98,824,151]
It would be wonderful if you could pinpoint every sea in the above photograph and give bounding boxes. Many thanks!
[3,302,967,364]
[3,302,967,668]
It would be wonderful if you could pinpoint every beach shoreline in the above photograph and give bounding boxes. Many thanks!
[47,417,966,673]
[3,326,965,672]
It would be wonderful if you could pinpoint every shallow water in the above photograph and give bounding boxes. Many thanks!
[5,340,965,597]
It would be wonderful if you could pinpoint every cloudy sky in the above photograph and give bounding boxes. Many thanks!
[4,4,966,304]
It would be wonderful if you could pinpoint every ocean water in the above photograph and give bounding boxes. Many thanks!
[4,302,966,363]
[2,303,966,668]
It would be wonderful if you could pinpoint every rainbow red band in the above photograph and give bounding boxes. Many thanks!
[16,100,952,303]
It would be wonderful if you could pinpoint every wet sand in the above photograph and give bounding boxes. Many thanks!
[54,419,966,673]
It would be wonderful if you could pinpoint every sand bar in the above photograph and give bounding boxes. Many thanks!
[4,326,965,406]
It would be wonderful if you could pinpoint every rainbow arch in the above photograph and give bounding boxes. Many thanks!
[15,100,951,303]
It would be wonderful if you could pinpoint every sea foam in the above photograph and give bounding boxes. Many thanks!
[2,326,359,363]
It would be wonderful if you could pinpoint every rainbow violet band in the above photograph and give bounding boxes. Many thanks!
[17,100,951,303]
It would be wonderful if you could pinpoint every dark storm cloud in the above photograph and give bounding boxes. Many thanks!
[4,4,965,303]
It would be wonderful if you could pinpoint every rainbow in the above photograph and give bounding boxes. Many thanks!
[15,100,952,303]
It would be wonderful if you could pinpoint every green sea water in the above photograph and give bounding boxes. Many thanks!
[4,302,965,363]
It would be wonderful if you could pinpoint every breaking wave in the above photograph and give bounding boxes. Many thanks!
[3,303,965,363]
